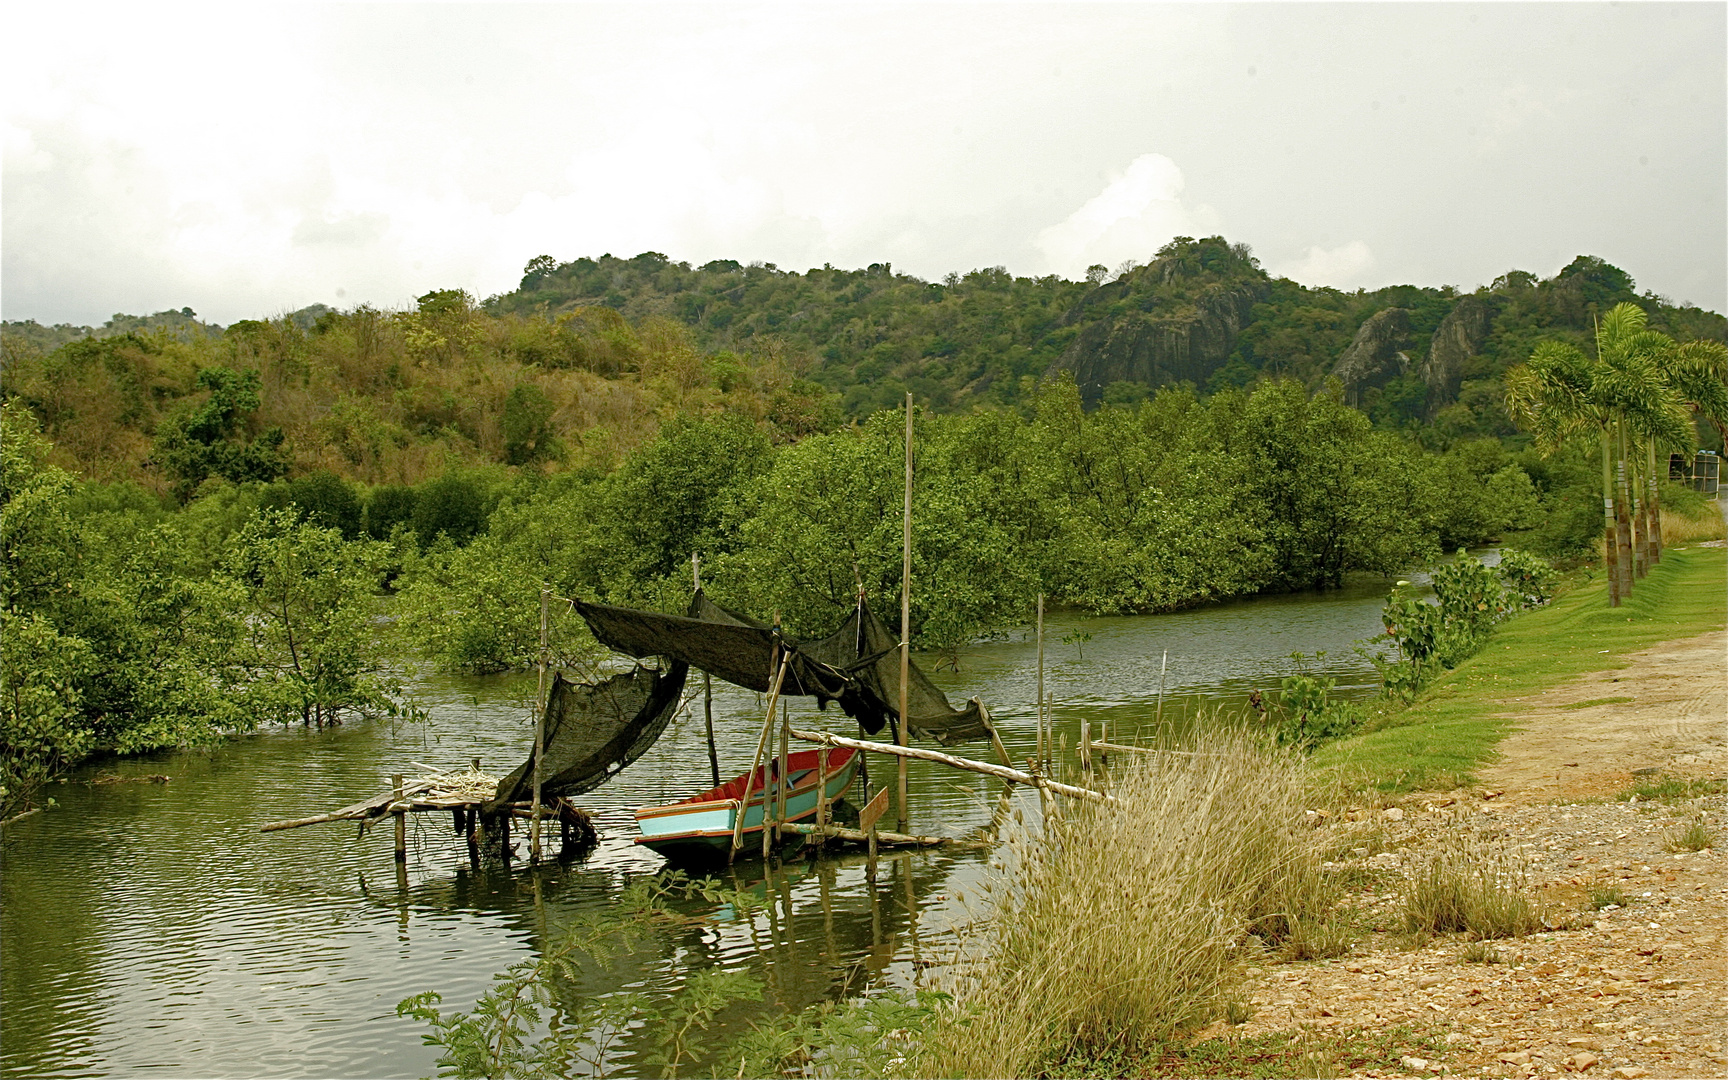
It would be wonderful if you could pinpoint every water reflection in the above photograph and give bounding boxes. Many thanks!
[1,578,1409,1078]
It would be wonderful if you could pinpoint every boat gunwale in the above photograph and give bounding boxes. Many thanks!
[632,748,859,847]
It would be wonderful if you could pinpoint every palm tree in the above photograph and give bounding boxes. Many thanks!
[1507,303,1691,605]
[1654,338,1728,559]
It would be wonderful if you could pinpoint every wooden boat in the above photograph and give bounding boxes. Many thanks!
[634,745,860,864]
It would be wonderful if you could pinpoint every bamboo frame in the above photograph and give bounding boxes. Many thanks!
[734,652,791,859]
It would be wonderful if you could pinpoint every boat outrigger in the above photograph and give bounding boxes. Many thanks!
[634,745,861,864]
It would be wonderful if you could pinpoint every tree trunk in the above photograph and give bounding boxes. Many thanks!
[1627,427,1647,579]
[1615,457,1635,598]
[1631,464,1649,579]
[1647,440,1663,564]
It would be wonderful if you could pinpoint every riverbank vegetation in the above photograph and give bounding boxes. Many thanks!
[1313,544,1727,794]
[4,237,1723,809]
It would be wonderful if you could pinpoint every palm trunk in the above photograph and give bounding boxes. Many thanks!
[1630,443,1649,579]
[1601,428,1620,607]
[1647,439,1663,563]
[1615,454,1635,598]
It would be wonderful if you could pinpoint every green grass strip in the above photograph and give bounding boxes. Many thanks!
[1312,546,1726,794]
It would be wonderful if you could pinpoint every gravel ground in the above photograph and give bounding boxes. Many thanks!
[1216,627,1728,1080]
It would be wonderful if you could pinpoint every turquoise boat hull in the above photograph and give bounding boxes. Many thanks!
[634,746,860,865]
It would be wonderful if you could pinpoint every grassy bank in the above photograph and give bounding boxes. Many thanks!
[1313,544,1727,794]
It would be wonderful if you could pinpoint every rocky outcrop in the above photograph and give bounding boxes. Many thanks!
[1045,281,1265,405]
[1331,308,1414,402]
[1418,295,1494,415]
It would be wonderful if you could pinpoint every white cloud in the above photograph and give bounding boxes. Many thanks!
[1035,154,1220,278]
[1273,241,1377,289]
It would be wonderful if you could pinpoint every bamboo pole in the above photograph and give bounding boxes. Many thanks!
[789,729,1114,804]
[1616,433,1635,596]
[1088,739,1222,757]
[259,781,438,831]
[763,705,775,861]
[733,652,791,860]
[776,699,791,846]
[899,391,912,834]
[1035,594,1045,772]
[780,821,953,847]
[530,587,549,863]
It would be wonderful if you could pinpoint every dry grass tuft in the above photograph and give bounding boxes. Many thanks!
[1664,816,1716,853]
[1401,825,1544,940]
[916,724,1332,1078]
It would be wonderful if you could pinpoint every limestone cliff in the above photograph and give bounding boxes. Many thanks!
[1418,295,1494,414]
[1044,279,1266,404]
[1330,308,1415,403]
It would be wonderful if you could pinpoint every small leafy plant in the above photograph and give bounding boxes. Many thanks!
[1271,652,1364,748]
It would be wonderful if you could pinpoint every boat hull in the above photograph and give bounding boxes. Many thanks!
[634,746,860,865]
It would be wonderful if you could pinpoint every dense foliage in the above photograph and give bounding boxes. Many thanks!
[0,405,414,819]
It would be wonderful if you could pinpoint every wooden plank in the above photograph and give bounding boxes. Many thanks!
[859,785,891,833]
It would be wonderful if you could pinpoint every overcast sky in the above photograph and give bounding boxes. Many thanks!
[4,2,1724,327]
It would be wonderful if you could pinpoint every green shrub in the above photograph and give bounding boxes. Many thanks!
[1272,654,1365,748]
[1496,548,1558,607]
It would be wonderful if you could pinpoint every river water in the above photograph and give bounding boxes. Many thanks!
[1,576,1409,1078]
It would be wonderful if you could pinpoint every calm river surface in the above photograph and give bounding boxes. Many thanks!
[1,575,1415,1078]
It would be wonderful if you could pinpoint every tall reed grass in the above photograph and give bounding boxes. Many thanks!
[1662,508,1726,546]
[916,724,1332,1078]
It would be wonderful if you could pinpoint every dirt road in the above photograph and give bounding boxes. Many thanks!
[1228,627,1728,1079]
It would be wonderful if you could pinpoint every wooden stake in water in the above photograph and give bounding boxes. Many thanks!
[392,773,406,862]
[694,553,720,787]
[898,391,913,834]
[816,744,830,835]
[530,587,549,863]
[1155,648,1168,729]
[777,699,790,843]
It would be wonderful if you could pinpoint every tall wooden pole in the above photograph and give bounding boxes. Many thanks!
[530,586,549,863]
[694,553,720,787]
[898,392,912,833]
[1035,594,1045,771]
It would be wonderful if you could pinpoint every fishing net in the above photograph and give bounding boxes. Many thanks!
[487,664,688,810]
[573,591,992,745]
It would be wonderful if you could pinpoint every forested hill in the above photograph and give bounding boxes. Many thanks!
[3,236,1723,497]
[492,238,1725,430]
